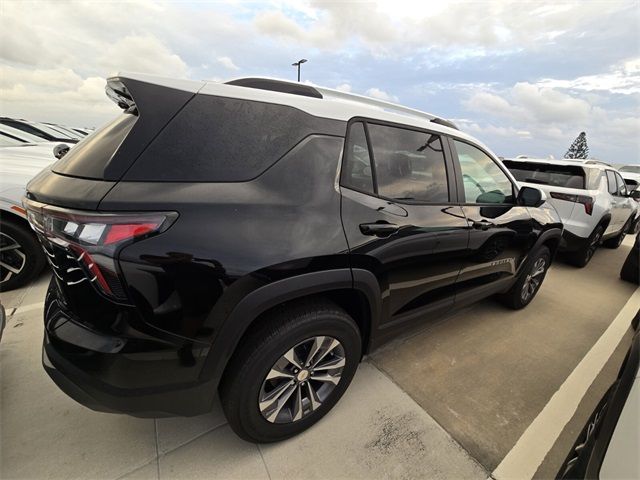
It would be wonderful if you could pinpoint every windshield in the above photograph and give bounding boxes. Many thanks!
[619,165,640,174]
[0,133,24,147]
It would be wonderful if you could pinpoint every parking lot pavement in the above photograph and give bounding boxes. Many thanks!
[370,236,638,474]
[0,238,637,479]
[0,277,485,480]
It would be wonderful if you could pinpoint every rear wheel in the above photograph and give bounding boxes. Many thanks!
[499,246,550,310]
[566,225,604,267]
[0,217,46,292]
[603,218,631,249]
[220,298,361,443]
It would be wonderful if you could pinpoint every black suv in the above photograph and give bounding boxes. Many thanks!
[25,74,562,442]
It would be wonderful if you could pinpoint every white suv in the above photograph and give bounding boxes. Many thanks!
[503,158,639,267]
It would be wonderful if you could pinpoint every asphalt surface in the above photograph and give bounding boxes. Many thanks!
[1,236,638,479]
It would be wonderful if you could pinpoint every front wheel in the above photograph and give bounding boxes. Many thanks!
[0,217,46,292]
[220,299,361,443]
[499,246,551,310]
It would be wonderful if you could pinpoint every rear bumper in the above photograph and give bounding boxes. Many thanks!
[42,281,219,418]
[42,336,218,417]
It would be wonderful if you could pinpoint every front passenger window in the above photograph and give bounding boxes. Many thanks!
[615,172,628,196]
[454,140,514,204]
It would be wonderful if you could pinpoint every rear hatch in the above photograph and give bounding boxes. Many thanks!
[503,160,595,219]
[26,74,204,209]
[24,75,204,328]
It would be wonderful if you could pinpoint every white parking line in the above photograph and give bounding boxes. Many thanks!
[493,287,640,480]
[11,302,45,316]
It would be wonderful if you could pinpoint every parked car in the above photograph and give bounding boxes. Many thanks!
[0,124,53,145]
[620,233,639,284]
[503,158,639,267]
[42,122,85,140]
[558,324,639,479]
[0,118,79,144]
[618,165,640,183]
[0,142,60,290]
[26,73,561,442]
[0,299,5,342]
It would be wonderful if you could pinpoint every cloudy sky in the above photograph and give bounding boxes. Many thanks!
[1,0,639,162]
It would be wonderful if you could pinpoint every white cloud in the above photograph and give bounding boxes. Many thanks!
[253,0,634,54]
[365,87,399,102]
[536,58,640,95]
[217,56,239,71]
[0,74,117,127]
[335,83,352,92]
[463,92,517,118]
[461,81,639,159]
[97,34,188,77]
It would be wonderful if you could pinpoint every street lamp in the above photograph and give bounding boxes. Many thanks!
[292,59,307,82]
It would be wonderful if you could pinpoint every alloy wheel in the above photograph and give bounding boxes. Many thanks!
[521,257,546,302]
[259,336,346,424]
[585,229,603,262]
[0,232,26,284]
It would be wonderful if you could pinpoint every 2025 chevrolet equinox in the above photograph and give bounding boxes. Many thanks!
[25,73,562,442]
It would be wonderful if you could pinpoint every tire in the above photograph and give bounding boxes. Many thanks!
[620,233,639,284]
[566,224,604,267]
[499,246,551,310]
[603,218,630,249]
[219,298,362,443]
[629,214,640,235]
[0,217,46,292]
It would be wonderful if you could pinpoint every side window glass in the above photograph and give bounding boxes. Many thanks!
[341,122,374,194]
[367,124,449,203]
[606,171,617,195]
[615,172,627,196]
[454,140,514,204]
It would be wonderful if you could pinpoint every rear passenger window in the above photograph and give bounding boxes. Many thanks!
[341,122,374,193]
[367,124,449,203]
[606,171,618,194]
[454,140,514,204]
[126,95,342,182]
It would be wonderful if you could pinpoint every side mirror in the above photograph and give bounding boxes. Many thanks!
[517,186,546,207]
[53,143,70,159]
[630,189,640,200]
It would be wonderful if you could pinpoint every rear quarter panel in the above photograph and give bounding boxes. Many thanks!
[100,135,349,344]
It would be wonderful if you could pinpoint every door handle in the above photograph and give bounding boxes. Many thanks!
[470,220,494,231]
[359,222,400,237]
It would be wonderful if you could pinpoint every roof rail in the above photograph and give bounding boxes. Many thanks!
[223,76,459,130]
[313,85,439,123]
[430,117,459,130]
[225,78,323,99]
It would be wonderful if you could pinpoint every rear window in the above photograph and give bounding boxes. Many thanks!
[124,95,342,182]
[53,114,137,178]
[503,160,586,189]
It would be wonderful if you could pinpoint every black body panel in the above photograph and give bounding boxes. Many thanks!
[27,86,562,418]
[26,167,116,210]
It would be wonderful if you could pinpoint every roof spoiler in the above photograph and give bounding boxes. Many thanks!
[97,74,205,180]
[105,73,206,112]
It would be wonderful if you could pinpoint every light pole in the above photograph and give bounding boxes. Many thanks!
[292,59,307,82]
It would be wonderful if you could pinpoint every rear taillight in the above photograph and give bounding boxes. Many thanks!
[549,192,593,215]
[24,199,177,301]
